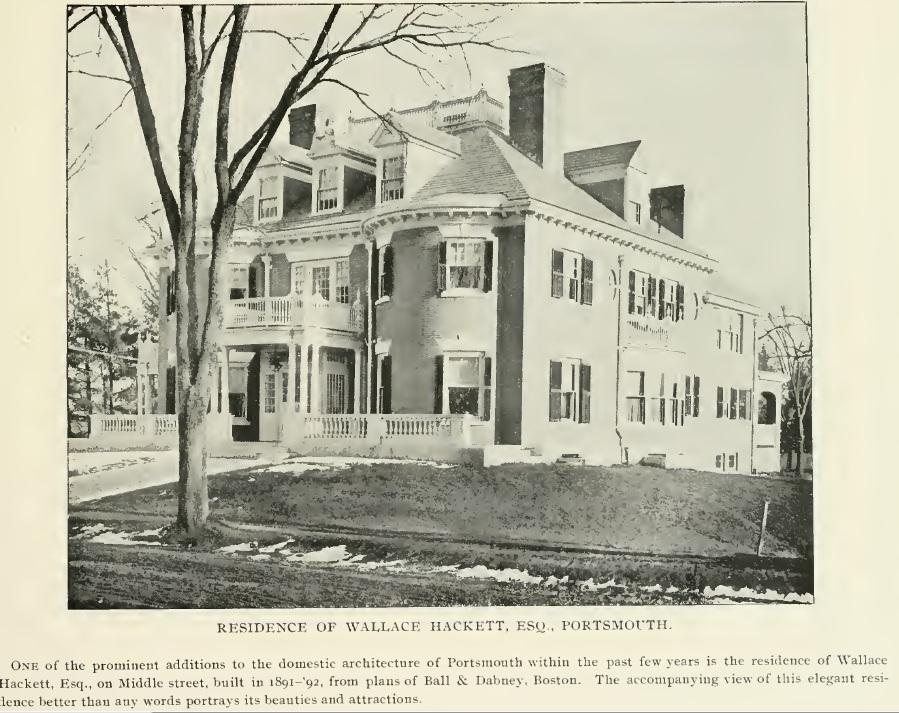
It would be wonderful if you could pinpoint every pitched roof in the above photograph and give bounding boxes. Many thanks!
[563,140,642,173]
[412,128,707,259]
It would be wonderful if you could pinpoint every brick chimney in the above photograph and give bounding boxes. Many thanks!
[649,185,686,238]
[288,105,316,150]
[508,63,567,176]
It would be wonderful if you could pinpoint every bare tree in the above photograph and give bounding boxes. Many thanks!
[761,307,812,473]
[69,4,513,539]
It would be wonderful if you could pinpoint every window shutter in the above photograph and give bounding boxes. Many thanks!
[628,270,636,314]
[483,241,494,292]
[579,363,591,423]
[433,355,443,414]
[382,245,394,297]
[551,250,564,298]
[676,283,685,321]
[381,355,392,414]
[581,258,593,305]
[370,243,380,299]
[716,386,724,418]
[482,356,492,422]
[693,376,700,417]
[648,276,656,314]
[437,241,447,293]
[657,278,666,320]
[549,360,562,421]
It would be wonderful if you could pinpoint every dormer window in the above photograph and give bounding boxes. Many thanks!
[258,176,279,220]
[229,266,249,300]
[630,200,642,224]
[381,155,405,202]
[317,167,339,211]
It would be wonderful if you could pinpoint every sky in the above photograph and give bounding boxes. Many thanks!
[67,2,809,317]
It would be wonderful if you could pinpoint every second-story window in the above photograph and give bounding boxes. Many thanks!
[381,155,405,202]
[312,266,330,301]
[317,167,338,211]
[378,245,394,298]
[258,176,279,219]
[229,266,249,300]
[291,264,305,296]
[335,259,350,304]
[551,249,593,305]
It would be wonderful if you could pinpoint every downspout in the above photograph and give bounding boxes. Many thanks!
[614,254,625,463]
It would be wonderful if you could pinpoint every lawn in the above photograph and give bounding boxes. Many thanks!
[74,460,813,559]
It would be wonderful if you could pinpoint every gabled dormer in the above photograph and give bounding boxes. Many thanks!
[248,142,313,225]
[369,113,461,206]
[308,120,377,215]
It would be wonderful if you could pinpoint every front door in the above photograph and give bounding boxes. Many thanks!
[258,350,281,441]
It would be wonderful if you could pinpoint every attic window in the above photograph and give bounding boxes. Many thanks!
[630,201,642,224]
[381,155,404,202]
[258,176,279,219]
[317,167,338,211]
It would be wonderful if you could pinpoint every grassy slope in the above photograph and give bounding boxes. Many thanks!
[76,462,812,559]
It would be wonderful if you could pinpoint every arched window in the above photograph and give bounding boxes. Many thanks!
[758,391,777,425]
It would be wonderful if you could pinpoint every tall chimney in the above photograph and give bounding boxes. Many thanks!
[508,63,567,176]
[288,104,316,150]
[649,185,686,238]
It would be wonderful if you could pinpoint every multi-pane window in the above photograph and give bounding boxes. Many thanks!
[717,310,745,353]
[670,379,684,426]
[548,359,590,423]
[625,370,646,423]
[264,372,276,413]
[335,259,350,304]
[381,155,405,202]
[377,355,392,413]
[378,245,394,298]
[444,355,482,417]
[552,249,593,305]
[317,167,338,211]
[729,388,738,420]
[717,385,752,420]
[738,389,748,420]
[630,200,642,224]
[445,240,484,290]
[628,270,685,321]
[291,264,306,297]
[628,270,649,316]
[258,176,279,219]
[229,266,249,300]
[312,266,330,301]
[650,373,666,425]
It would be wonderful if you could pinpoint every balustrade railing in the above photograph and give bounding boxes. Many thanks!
[90,414,178,438]
[225,295,362,333]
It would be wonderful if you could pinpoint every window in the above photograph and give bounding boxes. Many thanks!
[628,270,686,322]
[378,245,394,298]
[628,270,648,316]
[716,386,725,418]
[311,266,330,301]
[625,370,646,424]
[684,375,700,418]
[258,176,279,219]
[294,347,303,411]
[444,240,484,290]
[281,370,289,404]
[738,389,748,420]
[670,378,684,427]
[436,353,492,421]
[335,259,350,304]
[717,310,745,353]
[553,250,593,305]
[650,374,666,425]
[165,272,176,315]
[548,358,589,423]
[264,372,276,413]
[758,391,777,425]
[381,155,405,202]
[317,167,338,211]
[729,388,738,420]
[229,266,249,300]
[291,264,305,296]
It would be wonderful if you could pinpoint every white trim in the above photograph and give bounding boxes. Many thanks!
[374,338,392,356]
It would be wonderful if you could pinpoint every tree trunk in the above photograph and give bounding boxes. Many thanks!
[176,386,209,539]
[796,415,806,474]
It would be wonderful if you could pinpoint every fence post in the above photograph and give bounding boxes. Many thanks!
[756,499,770,556]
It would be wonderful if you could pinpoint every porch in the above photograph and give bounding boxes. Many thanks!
[225,293,364,333]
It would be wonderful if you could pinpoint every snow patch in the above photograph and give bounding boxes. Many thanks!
[702,585,813,604]
[261,456,457,476]
[452,565,543,586]
[248,554,271,562]
[358,559,408,571]
[578,578,626,592]
[259,540,293,554]
[89,530,162,547]
[288,545,351,563]
[218,541,258,555]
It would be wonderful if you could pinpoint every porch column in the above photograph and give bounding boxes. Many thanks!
[310,342,321,414]
[297,344,308,414]
[287,341,297,412]
[261,255,272,298]
[353,348,362,414]
[136,365,144,415]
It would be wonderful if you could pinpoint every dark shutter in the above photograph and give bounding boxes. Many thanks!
[627,270,636,314]
[716,386,724,418]
[581,258,593,305]
[579,363,591,423]
[693,376,700,417]
[730,388,737,420]
[437,241,447,293]
[381,355,392,414]
[648,276,656,315]
[482,356,492,422]
[684,376,692,417]
[676,283,685,321]
[549,360,562,421]
[382,245,394,297]
[551,250,564,298]
[433,355,443,414]
[657,278,666,320]
[483,241,493,292]
[371,243,380,300]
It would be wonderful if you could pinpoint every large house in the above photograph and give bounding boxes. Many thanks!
[102,63,785,472]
